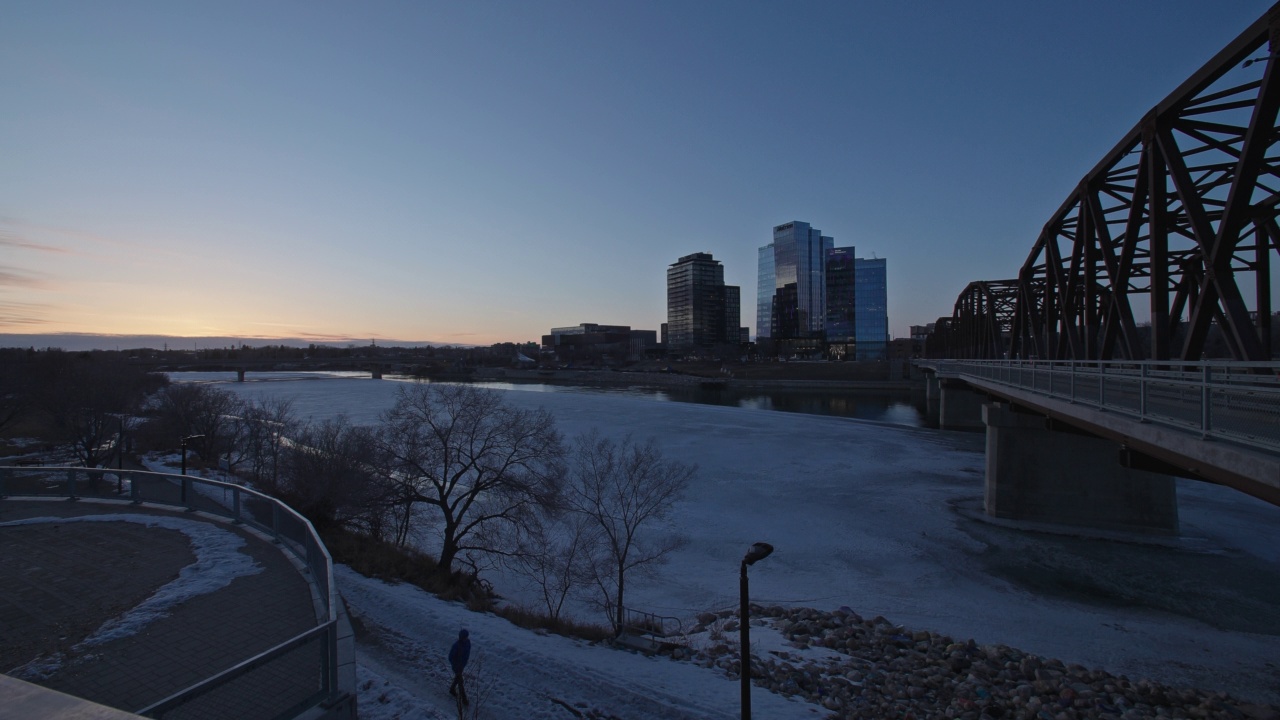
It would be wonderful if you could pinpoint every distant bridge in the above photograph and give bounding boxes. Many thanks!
[127,355,427,380]
[919,4,1280,533]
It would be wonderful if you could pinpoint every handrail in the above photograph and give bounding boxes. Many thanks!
[0,466,340,719]
[921,357,1280,372]
[137,622,333,718]
[620,606,684,640]
[919,359,1280,453]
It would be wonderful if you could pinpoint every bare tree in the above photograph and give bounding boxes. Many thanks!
[237,397,297,492]
[154,383,241,463]
[38,356,163,467]
[279,417,383,531]
[0,351,32,435]
[377,383,565,572]
[566,430,693,635]
[509,511,595,621]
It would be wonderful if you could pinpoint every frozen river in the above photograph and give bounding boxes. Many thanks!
[175,371,1280,703]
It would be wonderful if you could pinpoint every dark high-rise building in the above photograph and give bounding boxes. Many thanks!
[825,247,857,343]
[667,252,741,351]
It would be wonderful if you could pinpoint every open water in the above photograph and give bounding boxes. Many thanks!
[170,371,925,426]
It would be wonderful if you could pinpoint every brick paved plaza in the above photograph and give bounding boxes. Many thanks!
[0,499,322,717]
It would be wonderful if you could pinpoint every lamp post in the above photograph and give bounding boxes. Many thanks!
[740,542,773,720]
[116,414,126,494]
[104,413,128,493]
[180,435,205,476]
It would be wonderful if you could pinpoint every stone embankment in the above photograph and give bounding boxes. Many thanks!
[676,605,1278,720]
[471,367,920,391]
[474,368,709,387]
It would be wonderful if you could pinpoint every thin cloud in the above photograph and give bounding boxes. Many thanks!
[0,266,51,289]
[1,216,187,261]
[1,217,124,249]
[296,332,362,342]
[0,232,73,255]
[0,302,52,327]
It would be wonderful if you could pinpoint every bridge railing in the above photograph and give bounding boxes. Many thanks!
[930,360,1280,453]
[0,466,342,720]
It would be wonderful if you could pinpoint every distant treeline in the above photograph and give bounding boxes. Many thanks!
[0,341,543,374]
[0,348,169,464]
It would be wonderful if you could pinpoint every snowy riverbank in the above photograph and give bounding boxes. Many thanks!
[183,372,1280,707]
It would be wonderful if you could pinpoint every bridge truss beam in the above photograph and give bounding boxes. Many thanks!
[948,280,1020,359]
[951,3,1280,361]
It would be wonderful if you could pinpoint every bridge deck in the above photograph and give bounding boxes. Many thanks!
[922,360,1280,505]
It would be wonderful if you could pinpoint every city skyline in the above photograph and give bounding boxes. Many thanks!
[3,2,1274,348]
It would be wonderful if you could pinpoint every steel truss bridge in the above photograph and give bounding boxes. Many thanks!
[930,3,1280,363]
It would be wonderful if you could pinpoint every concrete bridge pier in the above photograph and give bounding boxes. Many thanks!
[938,378,987,431]
[370,365,383,379]
[236,368,246,382]
[924,372,941,426]
[982,402,1179,534]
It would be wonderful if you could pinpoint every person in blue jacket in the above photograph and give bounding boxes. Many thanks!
[448,628,470,705]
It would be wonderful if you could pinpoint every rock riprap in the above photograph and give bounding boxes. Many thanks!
[679,605,1279,720]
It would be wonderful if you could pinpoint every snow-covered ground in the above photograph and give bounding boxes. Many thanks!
[174,372,1280,710]
[343,565,822,720]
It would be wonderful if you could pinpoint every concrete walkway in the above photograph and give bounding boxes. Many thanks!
[0,499,320,718]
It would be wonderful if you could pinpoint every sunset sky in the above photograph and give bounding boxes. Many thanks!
[1,1,1273,347]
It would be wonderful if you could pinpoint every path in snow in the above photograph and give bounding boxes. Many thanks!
[339,566,823,720]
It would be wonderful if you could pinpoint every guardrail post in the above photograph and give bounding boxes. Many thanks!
[131,472,142,503]
[324,623,338,699]
[272,504,282,544]
[1139,365,1149,421]
[232,486,243,524]
[0,467,7,498]
[1099,363,1106,406]
[1202,365,1212,437]
[67,468,77,501]
[183,477,195,512]
[1070,361,1075,402]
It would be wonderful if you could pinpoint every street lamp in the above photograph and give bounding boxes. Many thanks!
[740,542,773,720]
[180,435,205,476]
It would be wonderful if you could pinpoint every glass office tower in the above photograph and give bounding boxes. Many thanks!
[756,221,833,340]
[756,244,774,340]
[854,257,888,360]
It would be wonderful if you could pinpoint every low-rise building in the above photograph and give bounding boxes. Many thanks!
[541,324,657,365]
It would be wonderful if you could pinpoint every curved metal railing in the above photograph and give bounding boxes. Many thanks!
[0,466,343,719]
